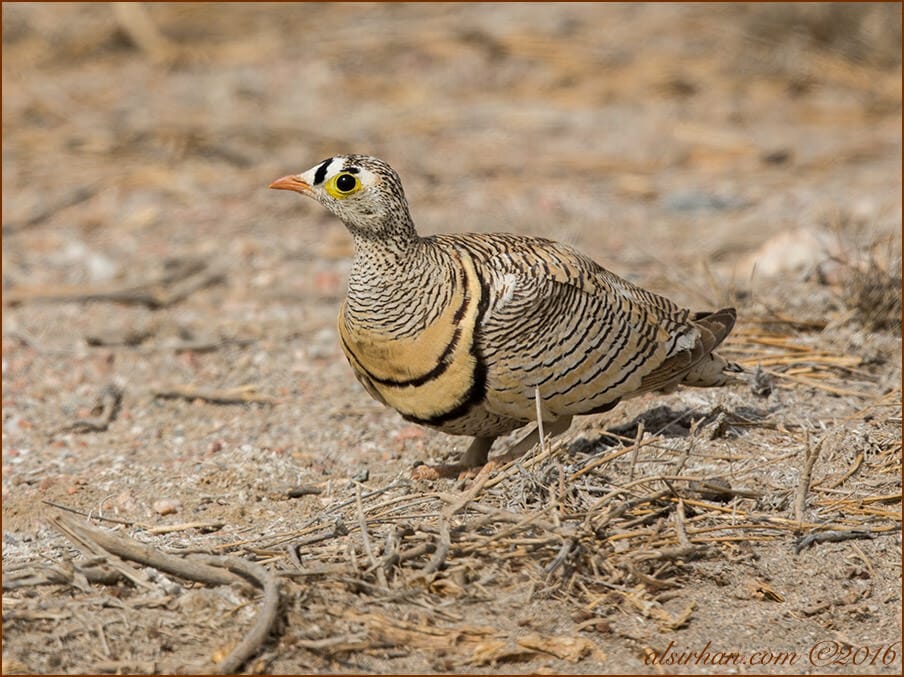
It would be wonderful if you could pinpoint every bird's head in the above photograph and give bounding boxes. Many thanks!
[269,155,414,240]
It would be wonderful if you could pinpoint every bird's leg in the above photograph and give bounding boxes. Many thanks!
[410,417,573,481]
[410,436,497,480]
[492,415,574,465]
[460,436,496,467]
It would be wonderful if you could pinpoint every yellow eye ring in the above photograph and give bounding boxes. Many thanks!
[325,172,361,199]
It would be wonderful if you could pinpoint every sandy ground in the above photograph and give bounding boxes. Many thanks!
[2,3,902,674]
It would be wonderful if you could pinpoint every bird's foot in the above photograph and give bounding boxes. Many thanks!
[410,461,497,480]
[410,435,497,479]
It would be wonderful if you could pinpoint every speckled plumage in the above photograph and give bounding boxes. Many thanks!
[270,155,742,467]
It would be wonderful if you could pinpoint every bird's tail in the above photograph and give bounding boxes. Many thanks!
[680,308,744,388]
[637,307,744,393]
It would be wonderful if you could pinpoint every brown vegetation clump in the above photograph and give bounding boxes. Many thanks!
[841,258,903,332]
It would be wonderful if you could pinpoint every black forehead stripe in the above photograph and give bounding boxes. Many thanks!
[344,167,360,174]
[313,158,332,185]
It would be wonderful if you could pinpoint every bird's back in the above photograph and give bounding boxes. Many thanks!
[426,232,739,425]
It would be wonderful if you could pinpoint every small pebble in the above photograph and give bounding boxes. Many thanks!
[571,609,594,623]
[153,498,181,515]
[394,425,426,441]
[761,148,793,165]
[287,485,322,499]
[314,270,342,296]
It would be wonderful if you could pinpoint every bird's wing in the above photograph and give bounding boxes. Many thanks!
[459,235,722,421]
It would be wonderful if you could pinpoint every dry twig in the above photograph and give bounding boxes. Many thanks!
[795,430,824,524]
[47,513,282,674]
[794,529,875,554]
[153,384,277,405]
[4,258,223,309]
[198,556,281,675]
[54,383,124,434]
[2,184,99,235]
[49,514,242,588]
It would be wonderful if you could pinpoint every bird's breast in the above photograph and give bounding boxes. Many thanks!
[337,250,487,425]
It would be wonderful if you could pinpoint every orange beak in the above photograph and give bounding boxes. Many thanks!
[268,174,313,195]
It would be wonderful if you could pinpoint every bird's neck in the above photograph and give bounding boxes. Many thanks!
[345,234,452,334]
[349,220,421,273]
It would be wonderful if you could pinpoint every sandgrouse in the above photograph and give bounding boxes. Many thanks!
[270,155,742,469]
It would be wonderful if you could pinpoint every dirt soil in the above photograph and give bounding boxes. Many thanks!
[2,3,902,675]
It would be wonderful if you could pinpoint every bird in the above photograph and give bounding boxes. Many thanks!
[270,155,742,472]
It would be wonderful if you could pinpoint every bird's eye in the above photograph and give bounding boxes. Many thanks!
[324,171,363,199]
[336,174,358,192]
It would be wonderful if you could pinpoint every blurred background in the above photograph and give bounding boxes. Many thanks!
[3,3,900,289]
